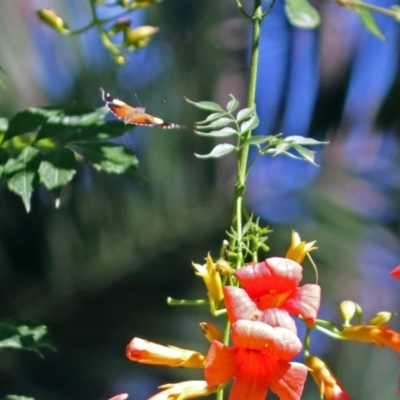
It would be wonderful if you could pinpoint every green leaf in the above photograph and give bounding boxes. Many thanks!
[227,95,239,112]
[0,149,9,179]
[292,144,317,164]
[284,135,328,146]
[237,106,255,123]
[196,112,227,125]
[274,142,291,155]
[0,319,53,355]
[38,147,77,190]
[285,0,321,28]
[4,146,42,212]
[390,5,400,22]
[243,135,272,146]
[185,97,224,112]
[355,6,386,40]
[240,113,259,133]
[195,143,236,159]
[80,143,139,174]
[196,117,233,130]
[0,396,35,400]
[3,107,61,144]
[35,107,117,142]
[195,127,238,137]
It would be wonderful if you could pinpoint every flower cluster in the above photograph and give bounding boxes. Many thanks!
[108,232,400,400]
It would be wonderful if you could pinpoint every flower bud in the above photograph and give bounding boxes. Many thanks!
[37,9,70,34]
[339,300,357,326]
[215,259,234,276]
[114,53,128,66]
[285,230,317,264]
[306,355,351,399]
[368,311,395,326]
[200,322,223,343]
[125,26,159,48]
[126,337,205,368]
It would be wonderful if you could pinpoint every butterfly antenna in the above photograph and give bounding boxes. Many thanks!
[134,93,142,107]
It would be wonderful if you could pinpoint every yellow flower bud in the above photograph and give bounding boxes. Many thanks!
[215,259,234,276]
[340,300,357,325]
[37,9,70,34]
[200,322,223,343]
[125,26,159,48]
[368,311,396,326]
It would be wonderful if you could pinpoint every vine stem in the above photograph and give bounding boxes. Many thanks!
[230,0,263,268]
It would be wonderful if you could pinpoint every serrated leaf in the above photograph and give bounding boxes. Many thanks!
[185,97,224,112]
[285,0,321,28]
[80,143,138,174]
[0,319,53,355]
[195,143,236,159]
[237,106,255,123]
[243,135,272,146]
[240,113,259,133]
[3,107,61,144]
[274,142,291,155]
[195,127,238,137]
[292,144,317,164]
[38,147,77,190]
[35,107,116,142]
[196,117,233,130]
[196,112,227,125]
[355,6,386,40]
[4,147,42,212]
[284,135,328,146]
[227,95,239,112]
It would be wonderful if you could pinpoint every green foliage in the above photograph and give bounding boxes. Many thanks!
[0,396,35,400]
[187,95,327,166]
[284,0,321,28]
[0,320,53,355]
[355,2,386,39]
[0,105,138,212]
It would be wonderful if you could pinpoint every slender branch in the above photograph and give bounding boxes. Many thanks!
[336,0,400,19]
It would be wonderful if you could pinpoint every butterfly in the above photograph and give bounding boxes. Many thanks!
[100,88,185,129]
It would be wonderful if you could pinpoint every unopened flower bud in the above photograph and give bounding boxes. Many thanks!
[125,26,159,48]
[114,53,128,66]
[200,322,223,343]
[340,300,357,325]
[37,9,70,34]
[215,259,234,276]
[368,311,395,326]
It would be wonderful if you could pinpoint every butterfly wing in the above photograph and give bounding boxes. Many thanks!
[101,88,185,129]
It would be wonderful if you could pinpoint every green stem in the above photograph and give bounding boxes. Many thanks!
[336,0,400,19]
[230,0,263,267]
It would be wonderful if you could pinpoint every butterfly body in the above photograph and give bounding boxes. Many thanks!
[101,88,185,129]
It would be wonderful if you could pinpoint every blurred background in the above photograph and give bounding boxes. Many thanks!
[0,0,400,399]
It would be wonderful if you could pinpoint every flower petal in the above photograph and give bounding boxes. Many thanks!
[228,373,270,400]
[269,362,308,400]
[231,320,302,359]
[224,286,261,322]
[390,265,400,279]
[205,340,237,386]
[284,284,321,325]
[235,258,303,299]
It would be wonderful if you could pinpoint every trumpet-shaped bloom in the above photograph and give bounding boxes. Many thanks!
[234,257,321,325]
[224,286,297,332]
[148,380,217,400]
[205,320,308,400]
[193,253,223,306]
[306,356,351,400]
[126,337,206,368]
[341,324,400,353]
[285,231,317,264]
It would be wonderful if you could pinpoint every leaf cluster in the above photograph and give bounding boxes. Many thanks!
[0,105,137,212]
